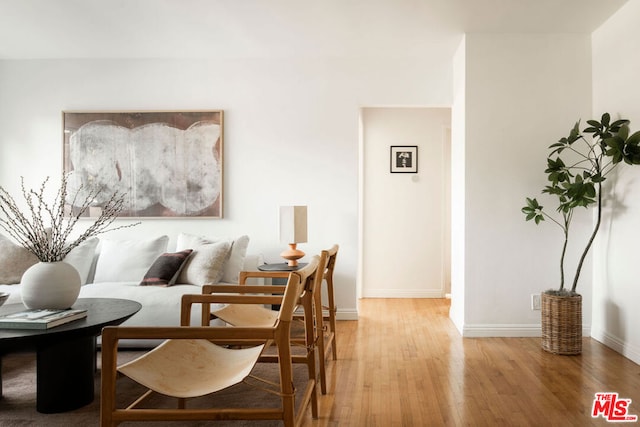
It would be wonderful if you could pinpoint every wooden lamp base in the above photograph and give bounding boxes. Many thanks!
[280,243,305,267]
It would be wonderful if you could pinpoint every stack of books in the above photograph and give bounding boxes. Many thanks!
[0,308,87,330]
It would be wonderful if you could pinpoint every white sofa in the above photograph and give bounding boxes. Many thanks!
[0,232,262,347]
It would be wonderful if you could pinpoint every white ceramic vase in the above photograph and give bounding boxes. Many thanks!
[20,261,82,309]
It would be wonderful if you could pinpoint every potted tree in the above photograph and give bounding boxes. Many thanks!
[522,113,640,354]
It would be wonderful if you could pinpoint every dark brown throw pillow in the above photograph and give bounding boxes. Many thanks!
[140,249,193,286]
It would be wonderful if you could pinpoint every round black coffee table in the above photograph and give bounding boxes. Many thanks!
[0,298,141,413]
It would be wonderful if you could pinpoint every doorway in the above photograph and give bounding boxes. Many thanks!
[359,107,451,298]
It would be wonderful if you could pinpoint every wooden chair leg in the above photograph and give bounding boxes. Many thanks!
[326,275,338,360]
[303,297,319,417]
[314,286,328,395]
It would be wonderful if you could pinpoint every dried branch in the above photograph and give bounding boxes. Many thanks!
[0,175,139,262]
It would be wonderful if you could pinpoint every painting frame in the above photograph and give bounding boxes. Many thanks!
[390,146,418,173]
[62,110,224,219]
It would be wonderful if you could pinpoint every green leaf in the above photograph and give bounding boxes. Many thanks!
[568,122,581,143]
[618,123,629,140]
[611,119,630,132]
[605,136,625,164]
[542,185,564,196]
[623,144,640,165]
[626,130,640,146]
[586,119,601,128]
[525,197,541,210]
[602,113,611,127]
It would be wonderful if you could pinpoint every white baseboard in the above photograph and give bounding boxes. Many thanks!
[461,324,591,338]
[462,324,541,337]
[336,308,358,320]
[591,328,640,365]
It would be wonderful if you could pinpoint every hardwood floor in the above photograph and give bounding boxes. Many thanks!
[301,298,640,426]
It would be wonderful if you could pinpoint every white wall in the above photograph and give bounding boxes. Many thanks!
[0,56,454,320]
[592,1,640,364]
[4,17,635,352]
[449,36,466,332]
[458,33,593,336]
[361,107,450,298]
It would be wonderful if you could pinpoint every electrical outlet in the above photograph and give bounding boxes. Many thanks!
[531,294,541,310]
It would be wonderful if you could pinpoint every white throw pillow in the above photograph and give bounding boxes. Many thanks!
[220,235,250,283]
[176,232,211,249]
[176,240,231,286]
[63,238,99,285]
[93,235,169,283]
[0,234,38,284]
[176,232,250,283]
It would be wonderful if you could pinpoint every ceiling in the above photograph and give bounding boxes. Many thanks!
[0,0,628,59]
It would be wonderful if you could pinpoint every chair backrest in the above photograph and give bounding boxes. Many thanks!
[324,244,339,281]
[278,255,320,322]
[300,250,328,298]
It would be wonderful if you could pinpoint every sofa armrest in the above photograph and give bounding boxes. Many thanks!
[242,254,263,271]
[238,254,265,285]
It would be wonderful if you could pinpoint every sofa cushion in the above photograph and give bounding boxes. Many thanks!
[63,237,99,285]
[140,249,193,287]
[93,235,169,283]
[0,234,38,284]
[176,233,249,283]
[221,235,250,283]
[176,240,231,286]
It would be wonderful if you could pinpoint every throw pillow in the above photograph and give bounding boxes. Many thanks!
[220,235,250,283]
[176,232,250,283]
[175,232,211,249]
[63,237,99,285]
[93,235,169,283]
[0,234,38,284]
[176,240,231,286]
[140,249,193,286]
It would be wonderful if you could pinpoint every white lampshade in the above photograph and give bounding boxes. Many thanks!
[279,206,307,244]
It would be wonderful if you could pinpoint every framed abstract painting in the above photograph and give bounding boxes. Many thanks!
[62,110,223,218]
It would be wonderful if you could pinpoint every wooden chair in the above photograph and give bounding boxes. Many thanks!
[202,250,329,405]
[297,243,339,396]
[242,245,339,395]
[319,244,339,362]
[290,245,338,395]
[100,257,320,427]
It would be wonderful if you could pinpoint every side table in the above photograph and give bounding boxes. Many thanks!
[257,262,309,274]
[257,263,308,309]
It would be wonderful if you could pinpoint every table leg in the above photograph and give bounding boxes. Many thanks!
[36,335,96,413]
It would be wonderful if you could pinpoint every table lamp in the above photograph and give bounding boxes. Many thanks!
[279,205,307,267]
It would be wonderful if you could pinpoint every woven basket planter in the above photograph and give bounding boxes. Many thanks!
[541,292,582,355]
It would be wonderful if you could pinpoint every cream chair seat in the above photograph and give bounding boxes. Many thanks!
[204,250,328,415]
[100,257,320,427]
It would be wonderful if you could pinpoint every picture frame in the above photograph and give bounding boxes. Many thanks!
[62,110,224,218]
[390,146,418,173]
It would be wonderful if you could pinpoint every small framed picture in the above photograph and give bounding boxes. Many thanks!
[390,146,418,173]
